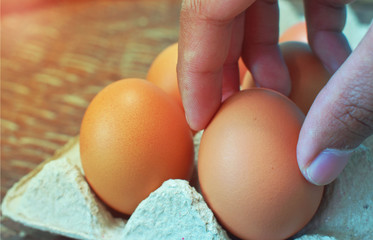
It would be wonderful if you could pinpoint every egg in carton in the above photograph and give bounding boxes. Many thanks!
[2,131,373,239]
[1,132,228,240]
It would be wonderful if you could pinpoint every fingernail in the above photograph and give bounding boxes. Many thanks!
[303,149,353,186]
[185,112,193,129]
[185,112,199,132]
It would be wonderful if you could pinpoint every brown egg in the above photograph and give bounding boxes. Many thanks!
[280,21,308,43]
[281,41,331,114]
[80,78,194,215]
[147,43,181,108]
[198,88,324,239]
[240,70,256,90]
[238,57,248,84]
[147,43,199,135]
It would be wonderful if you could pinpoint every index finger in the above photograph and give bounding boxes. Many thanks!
[177,0,255,131]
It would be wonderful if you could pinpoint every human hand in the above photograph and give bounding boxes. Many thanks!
[297,23,373,185]
[177,0,373,185]
[177,0,291,131]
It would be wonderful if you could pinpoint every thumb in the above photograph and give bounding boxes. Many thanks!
[297,24,373,186]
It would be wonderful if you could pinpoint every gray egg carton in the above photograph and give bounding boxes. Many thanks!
[2,131,373,240]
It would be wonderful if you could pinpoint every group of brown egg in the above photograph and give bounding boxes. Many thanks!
[80,22,330,239]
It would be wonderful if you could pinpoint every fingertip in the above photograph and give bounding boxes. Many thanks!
[296,110,351,186]
[184,106,216,132]
[182,89,221,132]
[296,23,373,186]
[242,42,291,97]
[258,75,291,97]
[184,110,205,132]
[251,58,291,97]
[300,148,352,186]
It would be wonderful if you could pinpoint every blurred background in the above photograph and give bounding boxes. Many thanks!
[1,0,372,239]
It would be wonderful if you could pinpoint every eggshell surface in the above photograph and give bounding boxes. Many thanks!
[80,78,194,215]
[280,21,308,43]
[238,57,248,84]
[240,70,256,90]
[198,88,324,240]
[281,42,330,114]
[147,43,198,135]
[147,43,182,108]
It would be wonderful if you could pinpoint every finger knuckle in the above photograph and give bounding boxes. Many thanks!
[181,0,203,15]
[331,82,373,142]
[180,0,233,25]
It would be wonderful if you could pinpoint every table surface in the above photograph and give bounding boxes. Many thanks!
[1,1,181,239]
[1,1,372,239]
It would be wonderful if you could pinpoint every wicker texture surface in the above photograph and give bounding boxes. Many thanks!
[2,0,180,239]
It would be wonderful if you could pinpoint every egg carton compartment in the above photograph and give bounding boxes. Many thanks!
[2,131,373,240]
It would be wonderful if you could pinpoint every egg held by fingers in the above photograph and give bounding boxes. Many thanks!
[281,41,330,114]
[80,78,194,215]
[198,88,324,240]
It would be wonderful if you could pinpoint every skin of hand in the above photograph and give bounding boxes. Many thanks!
[298,24,373,185]
[177,0,373,186]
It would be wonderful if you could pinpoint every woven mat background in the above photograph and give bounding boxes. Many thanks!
[2,0,180,239]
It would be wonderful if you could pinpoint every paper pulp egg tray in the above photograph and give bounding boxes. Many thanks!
[2,131,373,240]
